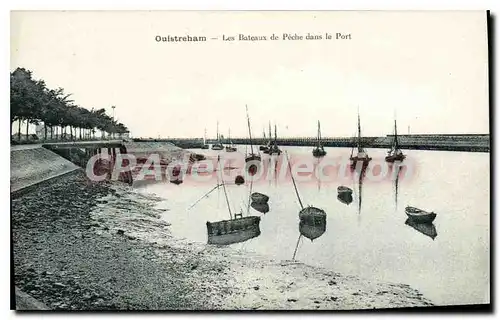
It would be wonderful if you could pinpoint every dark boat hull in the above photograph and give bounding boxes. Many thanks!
[201,145,209,149]
[385,154,406,162]
[211,144,224,150]
[337,193,353,205]
[405,218,437,240]
[299,218,326,241]
[350,156,372,169]
[251,192,269,204]
[245,154,262,162]
[312,148,327,157]
[405,206,437,223]
[225,146,237,152]
[251,201,270,213]
[299,206,326,220]
[259,146,268,151]
[206,216,261,245]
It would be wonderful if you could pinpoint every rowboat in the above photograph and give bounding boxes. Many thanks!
[299,206,326,220]
[337,185,353,194]
[207,216,261,245]
[234,175,245,185]
[251,192,269,204]
[405,206,437,223]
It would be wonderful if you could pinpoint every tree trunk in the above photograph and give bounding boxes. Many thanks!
[25,119,29,141]
[44,123,48,141]
[50,126,53,140]
[70,126,73,140]
[18,119,22,141]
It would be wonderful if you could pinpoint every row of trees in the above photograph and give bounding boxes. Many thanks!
[10,67,129,141]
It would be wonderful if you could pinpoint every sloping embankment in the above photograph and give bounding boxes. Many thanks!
[11,145,80,194]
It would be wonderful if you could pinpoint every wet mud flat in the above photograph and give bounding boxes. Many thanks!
[12,170,433,310]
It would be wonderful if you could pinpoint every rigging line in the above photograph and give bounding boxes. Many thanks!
[292,234,303,261]
[187,184,222,210]
[219,158,233,220]
[285,151,304,210]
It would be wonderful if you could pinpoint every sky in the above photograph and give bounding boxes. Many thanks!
[10,11,489,138]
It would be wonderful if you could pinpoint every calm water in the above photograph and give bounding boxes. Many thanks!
[133,145,490,306]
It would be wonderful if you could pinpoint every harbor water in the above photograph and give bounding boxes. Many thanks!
[133,145,490,306]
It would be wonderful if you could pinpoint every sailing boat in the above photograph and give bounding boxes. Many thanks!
[312,120,327,157]
[201,128,209,149]
[349,112,372,169]
[205,158,261,245]
[225,128,237,152]
[268,124,282,155]
[245,105,261,162]
[259,128,269,151]
[263,122,272,154]
[211,121,224,150]
[385,120,406,162]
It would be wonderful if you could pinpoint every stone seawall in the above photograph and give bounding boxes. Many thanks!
[11,145,80,194]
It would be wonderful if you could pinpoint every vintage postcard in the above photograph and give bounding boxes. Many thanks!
[10,10,490,311]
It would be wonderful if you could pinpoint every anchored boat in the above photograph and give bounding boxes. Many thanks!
[385,120,406,162]
[350,112,372,169]
[259,128,269,151]
[268,124,282,155]
[211,121,224,150]
[337,185,353,195]
[299,214,326,241]
[251,192,269,204]
[201,128,209,149]
[225,128,237,152]
[405,206,437,223]
[312,120,327,157]
[251,202,270,214]
[244,105,261,162]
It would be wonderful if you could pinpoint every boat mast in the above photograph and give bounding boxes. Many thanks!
[204,128,207,144]
[274,124,277,145]
[317,120,321,147]
[285,152,304,210]
[218,159,233,219]
[216,121,220,144]
[394,119,399,151]
[268,122,272,144]
[246,105,254,154]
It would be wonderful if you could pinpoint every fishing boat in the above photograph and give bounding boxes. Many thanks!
[201,128,209,149]
[299,214,326,241]
[262,122,272,154]
[211,121,224,150]
[312,120,327,157]
[385,120,406,162]
[405,218,437,240]
[205,158,261,245]
[405,206,437,223]
[337,193,353,205]
[299,206,326,221]
[244,105,261,162]
[259,129,269,151]
[251,192,269,204]
[337,185,353,195]
[225,128,237,152]
[251,202,270,214]
[350,112,372,169]
[269,124,282,155]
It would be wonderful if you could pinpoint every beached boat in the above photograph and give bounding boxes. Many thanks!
[405,206,437,223]
[244,105,262,162]
[405,218,437,240]
[251,192,269,204]
[269,124,282,155]
[225,128,237,152]
[385,119,406,162]
[205,158,261,245]
[259,128,269,151]
[312,120,327,157]
[350,112,372,169]
[337,185,353,194]
[211,121,224,150]
[251,202,270,214]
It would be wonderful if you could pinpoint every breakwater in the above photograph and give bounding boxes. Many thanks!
[141,134,490,152]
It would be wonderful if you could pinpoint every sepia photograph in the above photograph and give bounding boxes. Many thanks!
[10,10,490,311]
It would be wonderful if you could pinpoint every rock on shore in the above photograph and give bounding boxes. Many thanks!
[12,170,433,310]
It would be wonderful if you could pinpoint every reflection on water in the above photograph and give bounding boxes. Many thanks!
[251,202,270,214]
[136,146,489,306]
[299,215,327,241]
[405,218,438,240]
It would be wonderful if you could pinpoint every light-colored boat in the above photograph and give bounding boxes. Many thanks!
[405,206,437,223]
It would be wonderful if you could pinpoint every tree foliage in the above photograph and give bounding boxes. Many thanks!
[10,67,129,141]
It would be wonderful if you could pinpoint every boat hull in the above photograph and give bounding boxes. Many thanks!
[211,144,224,150]
[337,186,353,194]
[206,216,261,245]
[251,201,270,213]
[299,206,326,220]
[201,145,209,149]
[350,156,372,169]
[385,154,406,162]
[225,146,237,152]
[245,154,262,162]
[405,206,437,223]
[259,146,269,151]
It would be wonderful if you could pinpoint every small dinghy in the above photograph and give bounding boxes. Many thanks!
[251,192,269,204]
[337,185,353,194]
[405,206,436,223]
[299,206,326,220]
[234,175,245,185]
